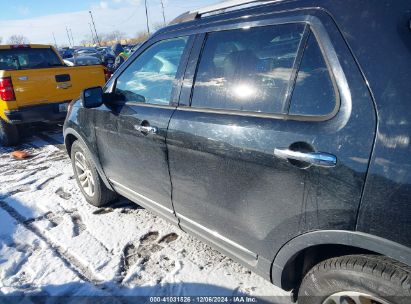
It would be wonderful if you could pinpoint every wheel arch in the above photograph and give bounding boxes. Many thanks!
[272,230,411,292]
[64,133,77,157]
[63,127,114,191]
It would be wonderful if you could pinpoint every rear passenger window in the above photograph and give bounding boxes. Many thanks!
[289,33,337,116]
[191,24,305,114]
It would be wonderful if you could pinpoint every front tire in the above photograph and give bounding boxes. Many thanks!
[0,118,19,147]
[70,140,117,207]
[298,254,411,304]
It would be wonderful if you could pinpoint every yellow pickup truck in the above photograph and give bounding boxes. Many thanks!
[0,44,106,146]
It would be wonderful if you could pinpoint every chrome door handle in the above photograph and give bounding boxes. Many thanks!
[57,83,72,89]
[134,125,158,135]
[274,148,337,168]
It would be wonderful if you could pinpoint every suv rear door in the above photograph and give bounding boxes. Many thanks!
[93,36,192,223]
[166,11,376,271]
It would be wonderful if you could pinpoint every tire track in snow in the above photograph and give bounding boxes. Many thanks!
[0,200,102,285]
[0,200,131,301]
[36,173,63,190]
[1,243,35,280]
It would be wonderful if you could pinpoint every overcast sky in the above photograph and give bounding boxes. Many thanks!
[0,0,220,45]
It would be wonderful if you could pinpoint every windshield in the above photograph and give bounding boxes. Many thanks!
[0,48,63,70]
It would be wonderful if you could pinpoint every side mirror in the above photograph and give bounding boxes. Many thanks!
[82,87,103,108]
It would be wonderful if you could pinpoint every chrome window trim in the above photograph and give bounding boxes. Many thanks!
[182,15,350,123]
[124,101,177,110]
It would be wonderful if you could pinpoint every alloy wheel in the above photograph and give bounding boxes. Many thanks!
[74,151,95,197]
[323,291,392,304]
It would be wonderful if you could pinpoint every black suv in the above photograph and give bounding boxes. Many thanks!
[63,1,411,303]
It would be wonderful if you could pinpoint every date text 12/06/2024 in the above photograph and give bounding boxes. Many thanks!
[149,296,259,303]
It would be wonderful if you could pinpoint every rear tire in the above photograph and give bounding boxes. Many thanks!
[70,140,117,207]
[298,254,411,304]
[0,118,19,147]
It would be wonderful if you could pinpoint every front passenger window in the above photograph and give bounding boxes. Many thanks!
[115,37,188,105]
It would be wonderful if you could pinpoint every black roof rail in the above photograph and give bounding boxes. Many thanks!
[169,0,280,25]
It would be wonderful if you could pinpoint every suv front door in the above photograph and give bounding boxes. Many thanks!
[94,36,190,222]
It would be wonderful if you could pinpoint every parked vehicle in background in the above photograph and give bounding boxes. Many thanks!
[64,55,102,66]
[73,47,101,59]
[130,43,142,53]
[96,46,107,53]
[64,55,113,81]
[0,44,106,146]
[101,52,116,72]
[71,47,116,71]
[63,1,411,303]
[58,47,75,59]
[96,46,113,57]
[122,44,132,54]
[63,59,74,66]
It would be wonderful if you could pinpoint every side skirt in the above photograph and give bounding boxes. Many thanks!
[110,179,179,226]
[109,179,272,281]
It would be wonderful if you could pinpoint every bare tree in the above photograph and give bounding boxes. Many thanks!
[152,22,165,32]
[80,39,90,46]
[80,34,95,46]
[133,31,149,43]
[102,30,126,43]
[7,35,30,44]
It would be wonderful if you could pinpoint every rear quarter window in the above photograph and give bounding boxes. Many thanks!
[289,33,337,117]
[0,48,63,70]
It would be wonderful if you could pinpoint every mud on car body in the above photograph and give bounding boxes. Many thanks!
[64,1,411,303]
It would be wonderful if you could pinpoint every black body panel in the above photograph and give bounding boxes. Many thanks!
[166,8,375,278]
[93,102,176,219]
[63,0,411,290]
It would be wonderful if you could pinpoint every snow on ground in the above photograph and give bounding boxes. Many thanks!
[0,126,290,302]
